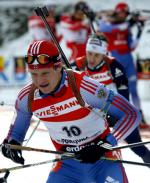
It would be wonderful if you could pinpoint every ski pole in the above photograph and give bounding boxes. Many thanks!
[24,119,41,146]
[82,9,96,33]
[112,140,150,151]
[95,140,150,152]
[6,141,150,155]
[0,155,76,174]
[1,155,149,174]
[117,159,150,167]
[137,9,150,13]
[101,157,150,167]
[78,4,97,33]
[1,144,74,156]
[34,6,71,69]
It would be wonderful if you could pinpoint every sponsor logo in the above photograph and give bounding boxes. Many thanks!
[115,68,123,77]
[90,39,102,46]
[57,136,88,145]
[91,71,111,82]
[97,89,107,98]
[118,84,127,90]
[65,142,95,152]
[34,98,81,117]
[105,176,119,183]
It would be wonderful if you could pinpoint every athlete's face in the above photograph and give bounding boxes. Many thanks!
[29,67,62,94]
[74,10,85,20]
[117,11,128,21]
[86,51,104,68]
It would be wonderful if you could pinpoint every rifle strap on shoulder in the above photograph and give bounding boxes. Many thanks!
[28,84,37,112]
[66,69,85,107]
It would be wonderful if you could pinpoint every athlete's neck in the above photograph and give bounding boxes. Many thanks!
[39,69,65,97]
[87,60,105,71]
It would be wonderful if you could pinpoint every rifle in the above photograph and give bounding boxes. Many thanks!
[136,9,150,14]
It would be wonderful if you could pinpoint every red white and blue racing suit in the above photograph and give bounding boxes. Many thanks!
[98,19,141,110]
[7,70,141,183]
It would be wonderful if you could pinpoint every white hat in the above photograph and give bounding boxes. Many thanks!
[86,35,108,55]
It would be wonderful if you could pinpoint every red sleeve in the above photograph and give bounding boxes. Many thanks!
[28,15,45,28]
[61,15,89,31]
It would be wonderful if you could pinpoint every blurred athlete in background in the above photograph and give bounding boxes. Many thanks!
[28,5,62,42]
[97,2,149,127]
[60,1,91,63]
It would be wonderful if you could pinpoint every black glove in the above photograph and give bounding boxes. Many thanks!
[1,139,24,165]
[0,171,10,183]
[0,177,7,183]
[75,141,112,163]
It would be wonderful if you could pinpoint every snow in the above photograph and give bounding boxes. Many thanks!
[0,110,150,183]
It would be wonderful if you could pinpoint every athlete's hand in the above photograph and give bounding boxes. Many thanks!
[1,139,25,165]
[75,133,117,163]
[75,141,113,163]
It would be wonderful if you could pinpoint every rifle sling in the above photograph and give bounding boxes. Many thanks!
[66,69,85,107]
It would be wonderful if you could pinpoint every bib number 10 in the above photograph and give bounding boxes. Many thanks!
[62,126,81,137]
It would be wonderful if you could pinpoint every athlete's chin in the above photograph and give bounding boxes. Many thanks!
[40,87,52,94]
[89,63,96,67]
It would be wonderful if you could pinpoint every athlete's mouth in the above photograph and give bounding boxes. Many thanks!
[89,61,95,66]
[39,83,49,88]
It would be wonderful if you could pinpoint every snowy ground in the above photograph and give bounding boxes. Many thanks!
[0,104,150,183]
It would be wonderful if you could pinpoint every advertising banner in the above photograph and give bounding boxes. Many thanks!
[0,55,30,86]
[137,58,150,80]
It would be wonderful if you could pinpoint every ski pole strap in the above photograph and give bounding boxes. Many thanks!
[101,90,114,114]
[28,84,37,112]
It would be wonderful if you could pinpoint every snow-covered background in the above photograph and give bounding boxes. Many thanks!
[0,0,150,182]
